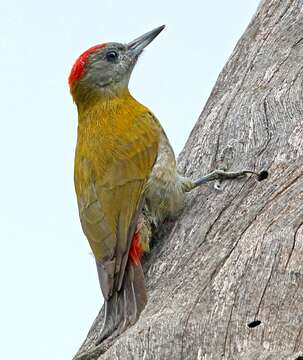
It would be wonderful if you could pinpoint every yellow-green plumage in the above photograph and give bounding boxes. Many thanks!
[70,26,188,343]
[74,90,159,288]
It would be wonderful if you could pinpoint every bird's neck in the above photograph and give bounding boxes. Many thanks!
[73,83,132,113]
[74,85,145,125]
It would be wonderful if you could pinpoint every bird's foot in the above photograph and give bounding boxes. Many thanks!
[183,168,268,192]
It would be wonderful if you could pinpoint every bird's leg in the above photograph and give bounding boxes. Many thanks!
[182,168,268,193]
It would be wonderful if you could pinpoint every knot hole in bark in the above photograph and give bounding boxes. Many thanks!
[247,320,262,328]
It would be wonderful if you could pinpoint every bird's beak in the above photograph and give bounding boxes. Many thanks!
[128,25,165,55]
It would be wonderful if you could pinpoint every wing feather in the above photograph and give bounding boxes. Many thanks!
[76,110,159,299]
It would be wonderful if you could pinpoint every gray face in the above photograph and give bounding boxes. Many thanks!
[81,43,139,90]
[73,26,165,93]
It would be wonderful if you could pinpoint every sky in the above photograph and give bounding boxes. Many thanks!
[0,1,260,359]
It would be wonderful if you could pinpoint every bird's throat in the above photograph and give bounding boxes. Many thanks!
[71,80,131,111]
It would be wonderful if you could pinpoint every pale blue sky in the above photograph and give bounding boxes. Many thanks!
[0,1,260,359]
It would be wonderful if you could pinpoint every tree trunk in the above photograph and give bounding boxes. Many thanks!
[74,0,303,359]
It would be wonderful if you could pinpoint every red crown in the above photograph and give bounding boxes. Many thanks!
[68,44,106,87]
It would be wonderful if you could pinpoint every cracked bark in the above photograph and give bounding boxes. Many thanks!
[73,0,303,359]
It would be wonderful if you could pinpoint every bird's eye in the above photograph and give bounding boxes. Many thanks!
[106,50,118,62]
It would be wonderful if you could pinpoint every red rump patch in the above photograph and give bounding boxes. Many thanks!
[129,231,144,266]
[68,44,106,87]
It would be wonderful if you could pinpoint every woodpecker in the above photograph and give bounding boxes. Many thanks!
[69,25,266,344]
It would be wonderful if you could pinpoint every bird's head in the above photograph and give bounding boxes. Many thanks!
[69,25,165,101]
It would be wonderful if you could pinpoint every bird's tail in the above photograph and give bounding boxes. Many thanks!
[96,260,147,344]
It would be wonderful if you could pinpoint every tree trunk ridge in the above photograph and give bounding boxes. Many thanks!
[74,0,303,358]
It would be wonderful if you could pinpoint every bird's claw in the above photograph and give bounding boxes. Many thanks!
[187,168,268,192]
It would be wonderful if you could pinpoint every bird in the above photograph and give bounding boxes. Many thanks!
[68,25,267,344]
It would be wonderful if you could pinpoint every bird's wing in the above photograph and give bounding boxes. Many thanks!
[77,112,159,300]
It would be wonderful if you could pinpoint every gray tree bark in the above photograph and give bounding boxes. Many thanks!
[74,0,303,359]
